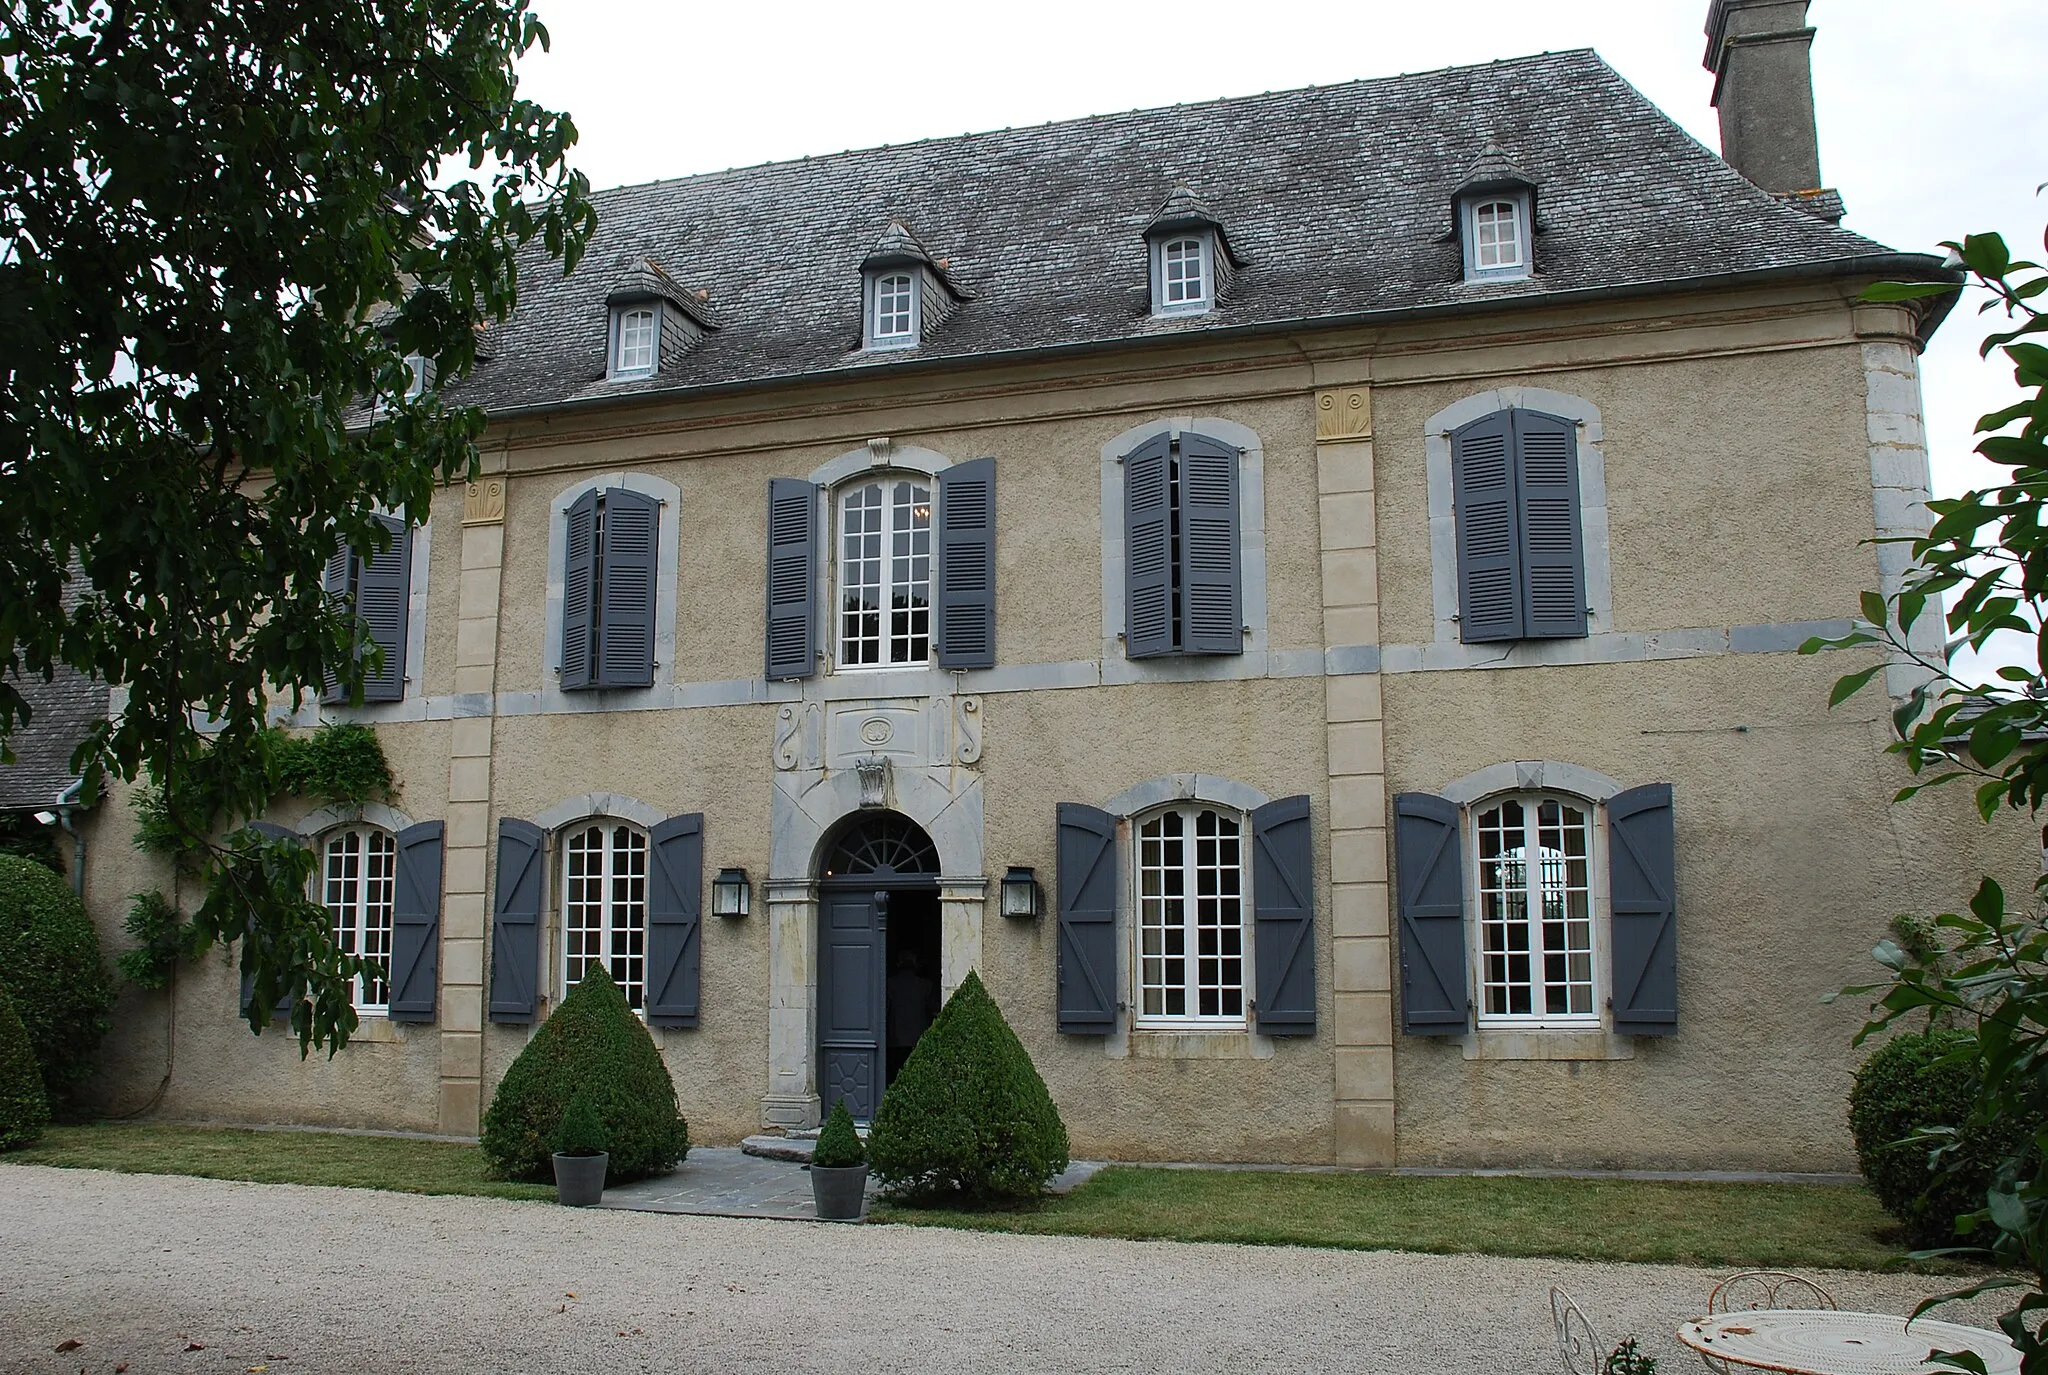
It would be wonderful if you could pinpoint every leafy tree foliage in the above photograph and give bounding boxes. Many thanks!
[0,2,593,1054]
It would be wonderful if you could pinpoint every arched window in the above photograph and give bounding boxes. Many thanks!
[1159,236,1208,310]
[1471,200,1524,271]
[1471,793,1597,1026]
[561,822,650,1011]
[1134,804,1247,1026]
[612,306,658,378]
[838,477,932,667]
[318,826,397,1013]
[872,273,915,342]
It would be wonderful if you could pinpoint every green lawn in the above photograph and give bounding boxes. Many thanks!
[6,1124,1926,1270]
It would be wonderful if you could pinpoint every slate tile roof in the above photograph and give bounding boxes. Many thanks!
[0,665,106,810]
[459,48,1931,416]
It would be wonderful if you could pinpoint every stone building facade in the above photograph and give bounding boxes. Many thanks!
[80,4,2040,1169]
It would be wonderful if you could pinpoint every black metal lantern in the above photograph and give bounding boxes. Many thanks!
[712,866,751,918]
[1000,865,1042,920]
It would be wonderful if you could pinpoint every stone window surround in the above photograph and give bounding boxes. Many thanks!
[808,442,957,683]
[541,472,683,704]
[1099,416,1269,684]
[526,792,667,1017]
[289,803,417,1039]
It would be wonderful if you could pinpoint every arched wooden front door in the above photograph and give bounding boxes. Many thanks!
[817,812,941,1122]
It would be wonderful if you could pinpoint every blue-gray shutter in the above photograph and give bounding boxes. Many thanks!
[560,488,599,691]
[645,812,703,1028]
[1123,434,1175,658]
[355,515,411,703]
[1514,410,1588,639]
[1177,432,1243,655]
[1056,802,1119,1034]
[488,818,545,1023]
[935,458,997,670]
[242,821,303,1019]
[1607,783,1678,1036]
[386,820,443,1023]
[1251,794,1315,1036]
[319,541,353,705]
[765,478,817,679]
[1394,793,1469,1034]
[597,487,659,688]
[1452,411,1524,642]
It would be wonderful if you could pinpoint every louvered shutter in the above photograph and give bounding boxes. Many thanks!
[1123,434,1175,658]
[1452,411,1524,642]
[1607,784,1678,1036]
[1178,433,1243,655]
[1251,794,1315,1035]
[1394,793,1469,1034]
[597,487,659,688]
[488,818,545,1023]
[1513,410,1588,639]
[386,820,444,1023]
[319,542,353,705]
[765,478,818,679]
[242,821,304,1019]
[1056,803,1119,1034]
[935,458,997,670]
[355,515,412,703]
[645,812,703,1028]
[560,488,599,691]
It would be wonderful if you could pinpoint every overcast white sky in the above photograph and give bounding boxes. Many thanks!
[518,0,2047,516]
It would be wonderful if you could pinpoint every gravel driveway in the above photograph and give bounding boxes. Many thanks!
[0,1165,2011,1374]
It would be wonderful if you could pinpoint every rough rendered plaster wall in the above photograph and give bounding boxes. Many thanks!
[1373,346,1879,645]
[1384,653,2040,1171]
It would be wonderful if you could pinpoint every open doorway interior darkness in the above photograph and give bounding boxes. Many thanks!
[885,887,941,1084]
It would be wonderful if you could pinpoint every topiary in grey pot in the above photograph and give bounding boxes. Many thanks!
[810,1098,868,1221]
[550,1091,610,1207]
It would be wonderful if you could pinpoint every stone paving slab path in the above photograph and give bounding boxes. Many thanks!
[601,1146,1105,1218]
[0,1164,2012,1375]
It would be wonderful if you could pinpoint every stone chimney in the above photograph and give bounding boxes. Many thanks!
[1703,0,1824,196]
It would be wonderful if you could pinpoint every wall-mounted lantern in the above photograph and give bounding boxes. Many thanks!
[712,867,751,918]
[1000,865,1042,920]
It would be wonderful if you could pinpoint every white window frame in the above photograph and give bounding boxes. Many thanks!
[402,353,432,400]
[315,825,398,1015]
[610,304,660,380]
[1467,791,1604,1031]
[1461,194,1533,282]
[866,270,919,351]
[559,822,651,1013]
[1152,234,1214,316]
[834,475,933,669]
[1131,803,1251,1030]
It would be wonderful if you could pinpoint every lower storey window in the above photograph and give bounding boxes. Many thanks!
[1136,806,1245,1024]
[322,828,395,1012]
[563,824,649,1010]
[1475,795,1595,1024]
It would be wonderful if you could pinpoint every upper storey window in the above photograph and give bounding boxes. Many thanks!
[1159,237,1209,312]
[1143,186,1235,319]
[1451,143,1539,284]
[602,259,718,384]
[859,219,961,354]
[838,476,932,667]
[871,273,917,346]
[612,306,658,379]
[1470,201,1525,273]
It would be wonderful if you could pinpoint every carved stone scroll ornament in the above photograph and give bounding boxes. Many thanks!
[855,756,890,809]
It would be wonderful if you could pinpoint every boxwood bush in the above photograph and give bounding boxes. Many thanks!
[0,854,113,1111]
[0,980,49,1151]
[1849,1028,2037,1248]
[480,966,687,1183]
[813,1099,865,1169]
[867,970,1068,1206]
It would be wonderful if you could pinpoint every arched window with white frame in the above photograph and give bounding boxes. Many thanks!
[1471,792,1599,1027]
[1134,803,1249,1027]
[318,826,397,1013]
[561,822,650,1011]
[1471,200,1524,271]
[1159,236,1208,311]
[837,476,932,667]
[873,273,915,342]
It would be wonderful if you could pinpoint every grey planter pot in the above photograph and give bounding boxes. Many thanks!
[810,1163,868,1220]
[553,1151,609,1207]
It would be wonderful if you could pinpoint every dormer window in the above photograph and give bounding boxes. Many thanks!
[871,272,917,347]
[611,305,658,379]
[402,353,432,400]
[1463,195,1532,280]
[1143,186,1235,320]
[1159,237,1210,312]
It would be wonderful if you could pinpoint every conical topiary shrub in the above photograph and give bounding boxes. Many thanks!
[866,969,1068,1206]
[480,966,688,1183]
[0,980,50,1151]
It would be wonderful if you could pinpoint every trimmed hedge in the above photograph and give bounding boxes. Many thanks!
[0,980,49,1151]
[0,854,112,1111]
[867,970,1068,1206]
[1848,1028,2037,1248]
[480,966,687,1183]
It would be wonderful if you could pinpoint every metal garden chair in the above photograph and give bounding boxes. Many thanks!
[1695,1271,1839,1372]
[1551,1286,1606,1375]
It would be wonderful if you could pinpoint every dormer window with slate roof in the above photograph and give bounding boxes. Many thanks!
[860,220,961,353]
[1452,144,1539,284]
[604,258,717,382]
[1145,186,1236,319]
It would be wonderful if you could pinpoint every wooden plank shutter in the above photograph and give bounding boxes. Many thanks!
[935,458,997,670]
[560,488,599,691]
[1177,432,1243,655]
[242,821,304,1019]
[597,487,659,688]
[1056,802,1119,1034]
[319,541,353,705]
[386,820,444,1023]
[1452,411,1525,642]
[1607,783,1678,1036]
[1394,793,1469,1034]
[765,478,818,679]
[1123,434,1176,658]
[488,818,545,1023]
[1251,794,1315,1036]
[644,812,704,1028]
[355,515,412,703]
[1513,410,1588,639]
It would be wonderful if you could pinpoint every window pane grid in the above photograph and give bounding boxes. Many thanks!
[875,273,914,339]
[1477,795,1594,1024]
[321,828,395,1012]
[839,479,929,666]
[564,825,649,1011]
[616,308,656,375]
[1138,807,1244,1024]
[1473,201,1523,270]
[1162,237,1206,306]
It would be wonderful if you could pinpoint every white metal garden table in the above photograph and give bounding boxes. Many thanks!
[1677,1310,2019,1375]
